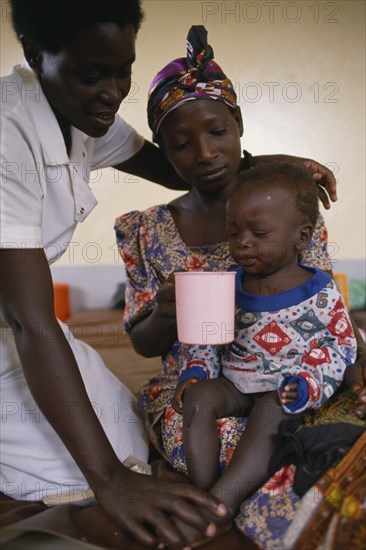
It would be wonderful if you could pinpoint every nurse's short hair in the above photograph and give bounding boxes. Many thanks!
[10,0,143,52]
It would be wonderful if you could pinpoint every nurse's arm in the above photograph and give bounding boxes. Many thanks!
[115,141,337,209]
[0,248,124,494]
[0,249,229,547]
[114,139,189,191]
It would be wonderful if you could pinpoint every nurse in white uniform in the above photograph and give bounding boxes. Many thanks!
[0,1,231,548]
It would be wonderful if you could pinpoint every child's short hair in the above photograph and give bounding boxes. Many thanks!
[237,163,320,226]
[10,0,143,52]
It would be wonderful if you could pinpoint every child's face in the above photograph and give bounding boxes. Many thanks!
[226,183,304,276]
[159,100,242,193]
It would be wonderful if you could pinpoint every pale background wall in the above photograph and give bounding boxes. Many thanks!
[1,0,365,307]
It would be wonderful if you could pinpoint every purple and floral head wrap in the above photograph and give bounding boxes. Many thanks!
[147,25,237,140]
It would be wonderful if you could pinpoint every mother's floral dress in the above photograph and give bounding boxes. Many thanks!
[115,204,332,549]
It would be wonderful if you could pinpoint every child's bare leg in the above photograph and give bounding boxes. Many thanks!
[182,378,252,491]
[210,391,289,514]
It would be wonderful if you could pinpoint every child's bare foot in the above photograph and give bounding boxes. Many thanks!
[171,513,232,550]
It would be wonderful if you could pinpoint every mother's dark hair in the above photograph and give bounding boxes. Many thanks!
[10,0,143,52]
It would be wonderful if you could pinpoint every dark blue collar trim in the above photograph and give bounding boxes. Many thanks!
[235,266,331,312]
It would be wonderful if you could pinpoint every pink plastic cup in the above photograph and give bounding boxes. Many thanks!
[174,271,236,345]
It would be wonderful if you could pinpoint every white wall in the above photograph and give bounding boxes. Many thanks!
[1,0,365,275]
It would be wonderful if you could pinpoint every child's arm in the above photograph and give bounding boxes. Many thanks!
[279,380,299,406]
[172,377,200,413]
[278,286,357,414]
[178,344,223,382]
[278,375,311,413]
[171,344,223,413]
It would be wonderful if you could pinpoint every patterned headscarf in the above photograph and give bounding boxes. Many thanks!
[147,25,237,140]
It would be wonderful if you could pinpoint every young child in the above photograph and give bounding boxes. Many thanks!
[171,163,357,511]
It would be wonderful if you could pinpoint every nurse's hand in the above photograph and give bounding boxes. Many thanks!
[98,465,230,549]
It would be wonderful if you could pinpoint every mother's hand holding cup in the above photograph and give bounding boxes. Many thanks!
[174,271,236,345]
[156,272,177,319]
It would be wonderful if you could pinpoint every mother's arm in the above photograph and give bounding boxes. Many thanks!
[130,274,178,357]
[344,323,366,418]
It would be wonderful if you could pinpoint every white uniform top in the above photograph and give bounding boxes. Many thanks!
[0,63,149,500]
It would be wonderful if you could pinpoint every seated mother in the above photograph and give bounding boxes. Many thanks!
[115,25,366,547]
